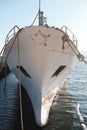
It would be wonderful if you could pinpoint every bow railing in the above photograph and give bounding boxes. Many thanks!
[61,25,77,47]
[5,25,20,45]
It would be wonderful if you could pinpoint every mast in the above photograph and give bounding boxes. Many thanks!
[31,0,47,26]
[38,0,46,26]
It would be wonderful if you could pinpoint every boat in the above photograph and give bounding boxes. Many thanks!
[0,0,86,127]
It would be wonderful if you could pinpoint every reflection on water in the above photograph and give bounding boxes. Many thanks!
[0,73,21,130]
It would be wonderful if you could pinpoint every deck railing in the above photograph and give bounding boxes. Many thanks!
[5,25,20,45]
[0,25,20,57]
[60,25,77,48]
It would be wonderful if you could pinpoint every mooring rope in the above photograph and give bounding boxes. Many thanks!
[17,35,24,130]
[76,103,87,130]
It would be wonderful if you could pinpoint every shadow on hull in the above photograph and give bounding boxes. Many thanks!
[21,87,42,130]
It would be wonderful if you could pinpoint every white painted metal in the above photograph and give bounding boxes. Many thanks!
[4,26,76,126]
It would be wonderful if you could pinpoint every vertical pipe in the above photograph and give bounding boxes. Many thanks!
[39,0,41,25]
[17,35,24,130]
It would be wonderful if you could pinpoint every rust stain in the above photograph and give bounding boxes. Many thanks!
[42,91,54,105]
[34,30,51,38]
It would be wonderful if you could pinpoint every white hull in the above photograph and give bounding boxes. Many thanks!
[4,26,76,126]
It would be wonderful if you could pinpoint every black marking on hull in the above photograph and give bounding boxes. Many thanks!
[52,65,66,77]
[17,66,32,78]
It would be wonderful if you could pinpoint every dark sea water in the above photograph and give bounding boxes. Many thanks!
[0,53,87,130]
